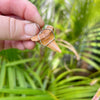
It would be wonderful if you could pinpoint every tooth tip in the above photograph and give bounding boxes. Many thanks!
[47,41,61,53]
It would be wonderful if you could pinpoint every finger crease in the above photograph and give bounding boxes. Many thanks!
[9,18,16,40]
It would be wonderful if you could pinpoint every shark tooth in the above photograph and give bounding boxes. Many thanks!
[31,25,61,53]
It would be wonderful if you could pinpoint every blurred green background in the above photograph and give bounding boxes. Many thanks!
[0,0,100,100]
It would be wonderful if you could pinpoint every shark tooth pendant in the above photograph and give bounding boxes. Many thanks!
[31,25,61,53]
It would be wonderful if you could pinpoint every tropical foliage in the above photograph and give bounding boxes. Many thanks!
[0,0,100,100]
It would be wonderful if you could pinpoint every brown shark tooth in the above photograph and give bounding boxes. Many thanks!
[31,25,61,53]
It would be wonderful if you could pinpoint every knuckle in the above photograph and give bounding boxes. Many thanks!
[33,5,37,10]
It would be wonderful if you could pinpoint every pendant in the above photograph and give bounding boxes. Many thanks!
[31,25,61,53]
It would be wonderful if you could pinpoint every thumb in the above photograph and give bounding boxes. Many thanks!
[0,15,40,40]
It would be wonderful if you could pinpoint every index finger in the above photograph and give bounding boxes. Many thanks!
[0,0,44,27]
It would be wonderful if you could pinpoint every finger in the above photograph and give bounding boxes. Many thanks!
[2,40,25,50]
[4,40,12,50]
[0,40,35,51]
[23,41,35,50]
[11,41,25,50]
[15,41,25,50]
[0,41,4,51]
[11,41,16,49]
[0,15,39,40]
[0,0,44,27]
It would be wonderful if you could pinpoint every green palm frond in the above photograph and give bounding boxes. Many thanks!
[0,59,100,100]
[81,23,100,70]
[0,49,19,61]
[67,0,94,41]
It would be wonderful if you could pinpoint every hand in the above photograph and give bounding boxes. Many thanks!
[0,0,44,51]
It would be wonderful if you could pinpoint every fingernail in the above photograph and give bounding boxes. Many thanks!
[25,23,39,36]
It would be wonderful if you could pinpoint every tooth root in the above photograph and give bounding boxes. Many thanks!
[47,40,61,53]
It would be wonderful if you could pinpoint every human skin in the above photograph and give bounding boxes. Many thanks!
[0,0,44,51]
